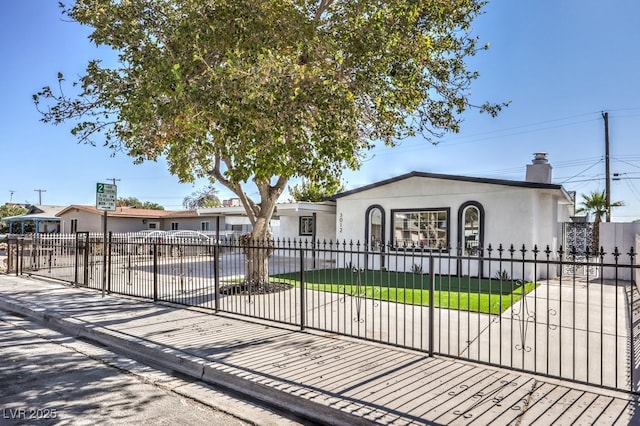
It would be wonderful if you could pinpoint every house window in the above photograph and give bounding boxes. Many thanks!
[457,201,484,255]
[201,221,210,231]
[299,216,313,236]
[171,222,179,230]
[70,219,78,234]
[231,224,243,232]
[392,208,449,249]
[365,205,384,250]
[463,207,480,254]
[143,221,160,229]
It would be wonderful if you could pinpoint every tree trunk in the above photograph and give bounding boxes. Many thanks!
[218,176,285,290]
[591,220,600,255]
[241,235,274,287]
[240,219,274,289]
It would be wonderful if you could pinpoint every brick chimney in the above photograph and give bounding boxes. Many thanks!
[525,152,552,184]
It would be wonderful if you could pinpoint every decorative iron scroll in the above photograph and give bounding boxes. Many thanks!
[562,222,599,278]
[564,222,594,254]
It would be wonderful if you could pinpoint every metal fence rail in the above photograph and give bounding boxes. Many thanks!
[4,233,639,394]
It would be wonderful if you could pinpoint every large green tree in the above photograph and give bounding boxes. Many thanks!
[117,197,165,210]
[183,185,222,209]
[0,204,29,234]
[289,178,345,202]
[35,0,504,283]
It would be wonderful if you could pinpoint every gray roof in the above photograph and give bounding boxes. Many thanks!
[329,171,573,202]
[2,205,66,222]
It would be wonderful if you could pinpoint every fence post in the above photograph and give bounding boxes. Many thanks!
[16,238,21,276]
[107,231,112,294]
[428,254,435,357]
[630,246,636,394]
[153,243,158,302]
[74,234,79,284]
[300,248,305,331]
[83,237,89,286]
[214,244,220,313]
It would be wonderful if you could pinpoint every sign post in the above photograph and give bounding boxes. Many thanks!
[96,183,117,297]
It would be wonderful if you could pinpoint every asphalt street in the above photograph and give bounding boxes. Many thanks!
[0,310,302,425]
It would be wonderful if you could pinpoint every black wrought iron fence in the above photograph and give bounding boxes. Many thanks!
[4,233,639,394]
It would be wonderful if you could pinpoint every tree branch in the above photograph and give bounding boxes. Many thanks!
[208,155,259,226]
[314,0,334,22]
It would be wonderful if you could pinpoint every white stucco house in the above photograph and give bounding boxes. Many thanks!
[331,153,574,250]
[327,153,575,278]
[54,203,336,241]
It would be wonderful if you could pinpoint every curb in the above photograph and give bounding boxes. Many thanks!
[0,296,371,426]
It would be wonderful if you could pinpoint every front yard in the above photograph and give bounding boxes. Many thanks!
[272,268,537,315]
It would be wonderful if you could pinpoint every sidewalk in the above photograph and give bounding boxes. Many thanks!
[0,274,636,425]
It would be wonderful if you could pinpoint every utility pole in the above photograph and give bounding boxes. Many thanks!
[603,112,611,222]
[106,177,120,186]
[9,190,14,203]
[34,189,47,205]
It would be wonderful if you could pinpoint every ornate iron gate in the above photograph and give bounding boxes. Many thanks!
[562,221,599,278]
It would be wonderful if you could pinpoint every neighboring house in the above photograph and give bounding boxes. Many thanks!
[195,202,338,242]
[328,153,575,278]
[56,205,255,239]
[56,205,197,233]
[2,205,65,234]
[195,205,254,238]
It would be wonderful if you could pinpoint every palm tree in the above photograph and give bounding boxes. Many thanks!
[575,190,624,252]
[576,190,624,223]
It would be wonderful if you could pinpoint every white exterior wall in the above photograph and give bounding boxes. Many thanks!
[272,213,336,263]
[274,214,335,243]
[58,211,165,233]
[598,222,640,281]
[599,222,640,256]
[334,176,570,280]
[59,211,102,233]
[335,177,563,247]
[167,217,211,231]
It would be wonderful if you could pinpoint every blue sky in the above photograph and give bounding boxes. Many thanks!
[1,1,639,220]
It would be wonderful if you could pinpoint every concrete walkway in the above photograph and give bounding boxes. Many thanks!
[0,274,637,425]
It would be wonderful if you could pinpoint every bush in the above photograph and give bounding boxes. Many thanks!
[494,270,510,281]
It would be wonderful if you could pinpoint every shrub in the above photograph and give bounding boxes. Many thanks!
[411,263,423,274]
[494,270,510,281]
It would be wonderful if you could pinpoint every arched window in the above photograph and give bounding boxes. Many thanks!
[458,201,484,255]
[365,205,384,251]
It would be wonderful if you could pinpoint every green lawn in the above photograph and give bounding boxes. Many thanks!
[272,268,537,315]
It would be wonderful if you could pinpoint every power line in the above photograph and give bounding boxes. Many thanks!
[559,160,603,184]
[560,176,605,184]
[612,158,640,169]
[624,179,640,204]
[372,113,604,156]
